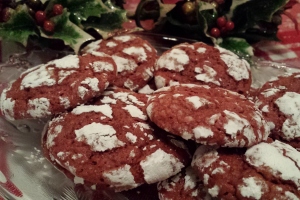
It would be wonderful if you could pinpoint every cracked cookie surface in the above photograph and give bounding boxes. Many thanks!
[42,87,191,192]
[0,53,117,120]
[191,140,300,199]
[154,42,251,95]
[255,72,300,149]
[146,84,270,147]
[82,35,158,91]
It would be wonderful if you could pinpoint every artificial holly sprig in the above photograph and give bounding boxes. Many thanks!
[0,0,131,53]
[135,0,297,58]
[0,0,298,57]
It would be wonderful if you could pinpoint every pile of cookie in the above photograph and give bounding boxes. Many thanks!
[1,34,300,199]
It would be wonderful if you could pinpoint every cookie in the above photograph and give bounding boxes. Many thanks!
[0,53,117,120]
[82,35,158,91]
[157,166,211,200]
[255,72,300,149]
[154,42,251,95]
[191,140,300,199]
[146,84,270,147]
[42,88,191,192]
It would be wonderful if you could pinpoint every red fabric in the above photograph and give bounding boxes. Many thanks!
[254,2,300,66]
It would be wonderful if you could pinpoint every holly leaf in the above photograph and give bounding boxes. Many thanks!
[82,8,130,39]
[218,37,254,60]
[197,1,218,42]
[46,0,110,26]
[230,0,289,32]
[40,10,94,53]
[0,5,37,46]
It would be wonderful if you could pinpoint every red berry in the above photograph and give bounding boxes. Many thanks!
[53,4,63,16]
[43,20,55,32]
[217,16,227,28]
[210,27,220,38]
[225,21,235,31]
[35,10,46,24]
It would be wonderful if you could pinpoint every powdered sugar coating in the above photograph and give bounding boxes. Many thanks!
[78,77,100,99]
[0,86,15,121]
[217,46,250,81]
[0,53,117,120]
[275,92,300,140]
[75,122,125,152]
[123,47,147,62]
[245,141,300,188]
[72,104,113,118]
[147,84,269,147]
[82,35,157,91]
[27,98,51,118]
[195,65,220,86]
[122,105,147,120]
[48,54,80,69]
[90,61,114,72]
[192,143,300,199]
[156,48,189,72]
[102,164,140,192]
[46,117,64,148]
[154,42,251,95]
[140,148,185,184]
[255,72,300,149]
[239,177,266,199]
[42,87,190,192]
[21,65,56,89]
[185,96,211,110]
[114,35,133,42]
[112,55,137,72]
[157,166,208,200]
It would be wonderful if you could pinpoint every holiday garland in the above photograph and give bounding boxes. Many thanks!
[0,0,298,56]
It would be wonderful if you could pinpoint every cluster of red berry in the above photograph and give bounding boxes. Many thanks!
[0,0,64,33]
[210,16,235,38]
[34,4,63,33]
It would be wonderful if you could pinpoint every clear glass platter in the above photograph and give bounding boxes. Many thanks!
[0,32,299,200]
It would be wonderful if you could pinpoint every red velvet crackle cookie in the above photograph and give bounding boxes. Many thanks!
[191,140,300,199]
[146,84,270,147]
[154,42,251,95]
[255,72,300,149]
[157,166,211,200]
[82,35,158,91]
[42,88,191,192]
[0,53,117,120]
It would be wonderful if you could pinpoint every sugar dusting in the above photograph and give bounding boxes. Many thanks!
[140,149,184,184]
[75,122,125,152]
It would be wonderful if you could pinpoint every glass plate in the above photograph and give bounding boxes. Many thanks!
[0,32,299,200]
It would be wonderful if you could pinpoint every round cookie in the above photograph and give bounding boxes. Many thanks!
[157,166,211,200]
[82,35,158,91]
[191,140,300,199]
[42,88,191,192]
[146,84,270,147]
[0,53,117,120]
[154,42,251,95]
[255,72,300,149]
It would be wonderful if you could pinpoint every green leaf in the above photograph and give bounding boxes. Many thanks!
[218,37,254,59]
[40,11,94,53]
[0,5,37,46]
[157,1,213,42]
[230,0,289,32]
[82,9,129,39]
[46,0,110,25]
[197,2,218,41]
